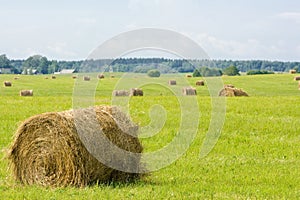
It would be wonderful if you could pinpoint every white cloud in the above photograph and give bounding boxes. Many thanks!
[77,17,97,25]
[277,12,300,23]
[47,42,77,58]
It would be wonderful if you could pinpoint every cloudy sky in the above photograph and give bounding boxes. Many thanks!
[1,0,300,61]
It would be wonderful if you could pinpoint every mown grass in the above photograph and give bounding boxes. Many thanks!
[0,73,299,199]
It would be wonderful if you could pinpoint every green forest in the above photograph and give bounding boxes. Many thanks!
[0,54,299,75]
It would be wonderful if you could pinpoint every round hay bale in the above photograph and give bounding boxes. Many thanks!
[14,77,20,80]
[7,106,143,187]
[196,80,204,86]
[112,90,130,96]
[83,76,90,81]
[294,76,300,81]
[110,75,115,78]
[130,88,143,96]
[51,75,56,79]
[186,74,192,78]
[219,87,248,97]
[20,90,33,96]
[290,69,297,74]
[98,74,105,79]
[168,80,177,85]
[72,75,77,79]
[4,81,12,87]
[182,87,197,96]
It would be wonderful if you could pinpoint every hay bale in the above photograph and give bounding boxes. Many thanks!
[83,76,90,81]
[72,75,77,79]
[168,80,177,85]
[219,86,248,97]
[7,106,143,187]
[182,87,197,95]
[111,75,115,78]
[224,84,235,88]
[98,74,105,79]
[130,88,143,96]
[14,77,20,80]
[290,69,297,74]
[196,80,205,86]
[112,90,130,96]
[45,77,49,79]
[20,90,33,96]
[4,81,12,87]
[186,74,192,78]
[294,76,300,81]
[51,75,56,79]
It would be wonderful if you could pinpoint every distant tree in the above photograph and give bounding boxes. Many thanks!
[246,70,274,75]
[147,69,161,77]
[223,65,240,76]
[293,66,300,73]
[0,54,11,68]
[193,69,201,77]
[199,66,222,77]
[22,55,49,74]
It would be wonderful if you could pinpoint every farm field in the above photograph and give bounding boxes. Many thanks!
[0,73,299,199]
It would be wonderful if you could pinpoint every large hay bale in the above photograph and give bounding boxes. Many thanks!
[168,80,177,85]
[182,87,197,95]
[112,90,130,96]
[83,76,91,81]
[4,81,12,87]
[196,80,204,86]
[290,69,297,74]
[8,106,143,187]
[98,74,105,79]
[19,90,33,96]
[294,76,300,81]
[130,88,143,96]
[218,86,248,97]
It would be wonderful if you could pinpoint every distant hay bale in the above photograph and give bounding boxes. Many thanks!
[14,77,19,80]
[112,90,130,96]
[168,80,177,85]
[83,76,90,81]
[196,80,205,86]
[45,77,49,79]
[72,75,77,79]
[111,75,115,78]
[219,85,248,97]
[98,74,105,79]
[7,105,143,187]
[4,81,12,87]
[130,88,143,96]
[186,74,192,78]
[294,76,300,81]
[182,87,197,96]
[51,75,56,79]
[20,90,33,96]
[290,69,297,74]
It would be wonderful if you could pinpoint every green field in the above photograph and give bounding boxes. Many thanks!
[0,73,299,199]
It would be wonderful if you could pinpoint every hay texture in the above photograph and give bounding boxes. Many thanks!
[20,90,33,96]
[294,76,300,81]
[130,88,143,96]
[4,81,12,87]
[98,74,105,79]
[83,76,91,81]
[219,85,248,97]
[182,87,197,96]
[196,80,205,86]
[8,105,143,187]
[113,90,130,97]
[168,80,177,85]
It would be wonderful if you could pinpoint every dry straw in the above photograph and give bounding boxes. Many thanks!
[182,87,197,95]
[20,90,33,96]
[112,90,130,96]
[219,85,248,97]
[98,74,105,79]
[4,81,12,87]
[294,76,300,81]
[290,69,297,74]
[195,80,204,86]
[130,88,143,96]
[7,106,143,187]
[168,80,177,85]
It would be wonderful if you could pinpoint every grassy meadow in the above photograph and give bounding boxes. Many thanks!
[0,73,299,199]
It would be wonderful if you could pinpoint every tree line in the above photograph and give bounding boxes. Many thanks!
[0,54,299,75]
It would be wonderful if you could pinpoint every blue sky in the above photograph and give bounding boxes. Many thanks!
[1,0,300,61]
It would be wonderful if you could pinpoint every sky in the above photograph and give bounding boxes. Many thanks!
[0,0,300,61]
